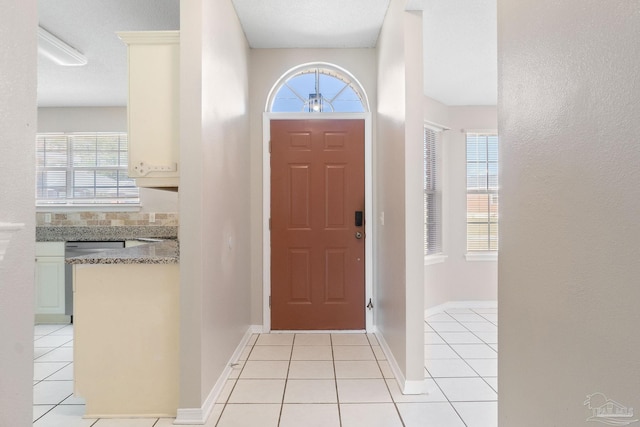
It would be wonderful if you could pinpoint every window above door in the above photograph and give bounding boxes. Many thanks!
[267,63,369,113]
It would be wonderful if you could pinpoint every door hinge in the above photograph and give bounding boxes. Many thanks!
[269,296,271,308]
[367,298,373,310]
[269,218,271,230]
[269,140,271,153]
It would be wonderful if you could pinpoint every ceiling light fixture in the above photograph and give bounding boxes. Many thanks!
[37,26,87,66]
[308,93,323,112]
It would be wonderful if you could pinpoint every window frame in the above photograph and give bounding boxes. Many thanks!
[266,62,370,113]
[36,132,140,208]
[465,131,499,257]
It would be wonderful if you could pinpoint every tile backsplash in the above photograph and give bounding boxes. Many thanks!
[36,212,178,227]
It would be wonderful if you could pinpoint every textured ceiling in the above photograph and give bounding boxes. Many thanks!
[231,0,390,48]
[37,0,179,107]
[422,0,497,105]
[37,0,497,108]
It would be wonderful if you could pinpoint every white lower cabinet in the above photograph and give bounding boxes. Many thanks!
[35,242,65,315]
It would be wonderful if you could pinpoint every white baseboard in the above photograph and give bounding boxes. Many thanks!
[425,300,497,318]
[35,314,71,324]
[174,325,262,425]
[373,327,428,395]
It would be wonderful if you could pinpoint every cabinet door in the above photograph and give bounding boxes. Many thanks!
[118,31,180,188]
[35,257,65,314]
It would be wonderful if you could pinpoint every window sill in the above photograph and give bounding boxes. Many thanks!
[36,204,142,213]
[465,252,498,262]
[424,254,448,266]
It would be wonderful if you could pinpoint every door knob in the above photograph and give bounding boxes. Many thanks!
[355,231,363,239]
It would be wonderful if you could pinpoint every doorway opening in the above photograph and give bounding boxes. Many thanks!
[263,63,372,332]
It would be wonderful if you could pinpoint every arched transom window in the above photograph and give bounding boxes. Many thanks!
[268,63,369,113]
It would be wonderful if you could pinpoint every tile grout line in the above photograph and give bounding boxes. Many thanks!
[33,324,76,425]
[329,333,343,427]
[215,333,258,427]
[374,335,407,427]
[443,310,499,393]
[276,334,296,427]
[424,318,474,427]
[424,309,499,426]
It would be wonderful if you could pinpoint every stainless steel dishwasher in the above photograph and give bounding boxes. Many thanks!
[65,241,125,318]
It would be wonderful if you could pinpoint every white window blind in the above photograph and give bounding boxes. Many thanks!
[36,133,140,205]
[424,127,442,255]
[466,132,498,251]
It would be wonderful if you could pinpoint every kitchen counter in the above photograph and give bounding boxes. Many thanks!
[66,240,179,265]
[36,225,178,242]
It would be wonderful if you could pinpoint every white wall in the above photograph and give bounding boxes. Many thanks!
[498,0,640,425]
[37,107,178,213]
[38,107,126,132]
[423,97,498,309]
[0,1,37,425]
[179,0,251,410]
[375,0,425,389]
[248,48,377,324]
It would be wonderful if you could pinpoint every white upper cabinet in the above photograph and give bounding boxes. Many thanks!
[118,31,179,189]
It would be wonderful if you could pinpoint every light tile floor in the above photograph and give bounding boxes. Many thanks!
[33,306,497,426]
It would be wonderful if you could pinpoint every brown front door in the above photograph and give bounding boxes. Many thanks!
[270,119,365,330]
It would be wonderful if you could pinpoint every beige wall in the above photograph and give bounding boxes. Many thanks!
[375,0,425,388]
[248,48,377,325]
[423,97,498,309]
[179,0,251,409]
[37,107,179,213]
[498,0,640,425]
[0,1,37,424]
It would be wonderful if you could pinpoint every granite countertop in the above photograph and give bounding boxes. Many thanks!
[36,226,178,242]
[66,240,179,265]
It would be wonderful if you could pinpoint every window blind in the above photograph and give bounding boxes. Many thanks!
[466,133,498,251]
[424,127,442,255]
[36,133,139,205]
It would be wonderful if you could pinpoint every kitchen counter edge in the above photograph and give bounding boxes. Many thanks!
[36,225,178,242]
[66,240,179,265]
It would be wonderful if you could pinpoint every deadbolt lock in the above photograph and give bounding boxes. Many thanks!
[355,231,363,239]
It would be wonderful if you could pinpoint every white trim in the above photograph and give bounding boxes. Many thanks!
[262,112,373,333]
[36,205,142,213]
[465,251,498,262]
[38,26,87,67]
[374,328,429,395]
[425,300,498,318]
[424,253,447,266]
[461,128,498,134]
[423,120,450,132]
[117,31,180,45]
[34,314,71,324]
[174,325,261,425]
